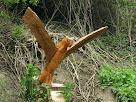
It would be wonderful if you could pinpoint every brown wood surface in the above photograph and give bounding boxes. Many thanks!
[23,7,108,85]
[23,7,57,64]
[65,26,108,58]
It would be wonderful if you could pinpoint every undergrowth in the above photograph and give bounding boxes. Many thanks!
[98,34,136,62]
[59,81,74,102]
[21,64,51,102]
[99,64,136,102]
[11,26,26,41]
[21,64,74,102]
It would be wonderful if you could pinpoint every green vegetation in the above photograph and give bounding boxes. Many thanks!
[99,65,136,102]
[21,64,39,101]
[22,64,74,102]
[11,26,26,41]
[0,0,39,6]
[59,81,74,102]
[21,64,51,102]
[0,11,11,20]
[98,34,136,61]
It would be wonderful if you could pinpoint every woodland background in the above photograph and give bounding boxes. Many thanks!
[0,0,136,102]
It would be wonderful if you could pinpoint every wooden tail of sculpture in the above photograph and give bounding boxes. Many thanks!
[38,67,54,84]
[38,37,73,84]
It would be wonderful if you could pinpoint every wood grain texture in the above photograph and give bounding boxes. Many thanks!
[23,7,57,64]
[65,26,108,58]
[38,38,73,84]
[23,7,108,85]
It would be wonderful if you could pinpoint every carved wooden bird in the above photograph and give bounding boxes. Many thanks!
[38,37,73,84]
[23,7,108,84]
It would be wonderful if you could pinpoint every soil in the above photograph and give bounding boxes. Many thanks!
[0,72,24,102]
[52,63,119,102]
[95,87,119,102]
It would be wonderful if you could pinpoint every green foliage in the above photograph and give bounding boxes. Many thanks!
[99,64,136,102]
[59,81,74,102]
[11,27,26,41]
[21,64,51,102]
[0,11,11,19]
[0,0,20,5]
[21,64,38,101]
[44,86,51,101]
[0,11,11,24]
[0,0,39,6]
[29,0,39,6]
[97,34,136,61]
[36,84,51,102]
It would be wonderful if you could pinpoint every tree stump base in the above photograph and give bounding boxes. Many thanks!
[50,83,65,102]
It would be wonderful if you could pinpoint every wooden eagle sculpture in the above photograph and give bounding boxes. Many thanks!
[23,7,108,85]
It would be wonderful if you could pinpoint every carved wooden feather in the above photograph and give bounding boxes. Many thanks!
[65,26,108,58]
[23,7,57,64]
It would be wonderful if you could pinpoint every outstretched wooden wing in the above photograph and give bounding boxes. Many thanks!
[23,7,57,64]
[65,26,108,58]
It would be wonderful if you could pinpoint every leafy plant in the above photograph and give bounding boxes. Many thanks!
[0,11,11,19]
[11,27,26,41]
[36,84,51,102]
[21,64,51,102]
[45,85,51,101]
[21,64,38,101]
[0,0,39,6]
[99,64,136,102]
[59,81,74,102]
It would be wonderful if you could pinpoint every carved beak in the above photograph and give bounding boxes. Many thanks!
[66,36,73,47]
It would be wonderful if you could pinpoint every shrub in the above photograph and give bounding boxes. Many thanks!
[99,64,136,102]
[21,64,51,102]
